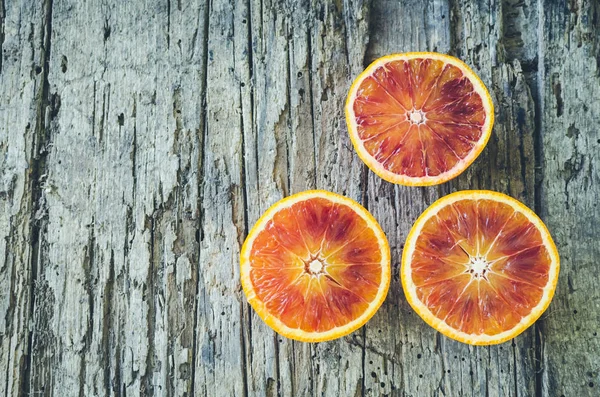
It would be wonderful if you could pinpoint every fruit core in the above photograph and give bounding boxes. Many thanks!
[306,258,325,275]
[467,256,491,280]
[408,109,426,125]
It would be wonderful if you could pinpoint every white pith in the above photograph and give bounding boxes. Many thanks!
[467,256,490,279]
[408,109,426,124]
[308,259,324,274]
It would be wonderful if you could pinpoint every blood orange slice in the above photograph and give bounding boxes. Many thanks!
[240,190,391,342]
[346,52,494,186]
[402,191,559,345]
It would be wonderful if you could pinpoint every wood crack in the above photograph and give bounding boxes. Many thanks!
[0,0,5,74]
[21,0,54,393]
[2,229,13,396]
[79,216,96,397]
[533,1,545,396]
[347,337,400,367]
[102,250,116,393]
[237,17,250,397]
[166,0,171,49]
[306,31,317,188]
[141,215,157,395]
[242,0,256,394]
[190,1,210,395]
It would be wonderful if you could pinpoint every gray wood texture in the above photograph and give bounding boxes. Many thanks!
[0,0,598,396]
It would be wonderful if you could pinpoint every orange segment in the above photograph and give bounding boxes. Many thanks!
[326,264,382,302]
[250,225,305,269]
[354,77,409,116]
[418,124,461,176]
[443,281,483,335]
[492,246,551,288]
[486,273,544,318]
[407,58,446,108]
[426,93,486,126]
[402,190,559,345]
[425,121,480,158]
[478,282,522,335]
[414,211,470,264]
[321,277,370,324]
[415,274,471,319]
[371,60,414,109]
[240,190,391,342]
[356,115,408,141]
[486,211,544,260]
[476,199,516,254]
[267,208,311,259]
[320,203,369,257]
[262,275,308,329]
[362,122,411,162]
[290,197,335,255]
[299,277,338,332]
[379,124,424,177]
[421,63,474,111]
[346,52,494,186]
[325,227,382,266]
[410,259,467,287]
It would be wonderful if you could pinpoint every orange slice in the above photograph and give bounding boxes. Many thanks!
[240,190,391,342]
[345,52,494,186]
[402,190,559,345]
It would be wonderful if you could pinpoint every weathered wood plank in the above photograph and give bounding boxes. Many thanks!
[306,1,371,395]
[1,0,599,395]
[243,1,370,395]
[0,0,50,395]
[363,3,451,395]
[242,1,292,395]
[442,0,538,396]
[24,0,207,395]
[363,0,538,396]
[196,0,249,395]
[539,1,600,396]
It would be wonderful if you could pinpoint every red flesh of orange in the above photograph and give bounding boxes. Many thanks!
[353,58,486,178]
[410,198,552,335]
[249,198,383,333]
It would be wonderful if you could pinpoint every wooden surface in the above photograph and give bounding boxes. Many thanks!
[0,0,598,396]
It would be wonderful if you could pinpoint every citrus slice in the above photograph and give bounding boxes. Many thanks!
[240,190,391,342]
[345,52,494,186]
[402,190,559,345]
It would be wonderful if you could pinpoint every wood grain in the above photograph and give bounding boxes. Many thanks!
[0,1,51,395]
[538,1,600,396]
[0,0,598,396]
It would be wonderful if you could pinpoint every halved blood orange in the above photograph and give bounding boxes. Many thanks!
[240,190,391,342]
[345,52,494,186]
[402,190,559,345]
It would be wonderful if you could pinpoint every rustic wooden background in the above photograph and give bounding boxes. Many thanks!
[1,0,599,396]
